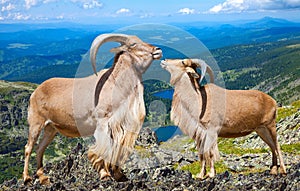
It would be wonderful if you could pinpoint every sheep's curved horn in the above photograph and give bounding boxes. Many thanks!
[90,34,130,75]
[191,59,214,83]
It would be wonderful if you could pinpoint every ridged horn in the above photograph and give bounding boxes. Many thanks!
[90,34,130,75]
[190,59,214,83]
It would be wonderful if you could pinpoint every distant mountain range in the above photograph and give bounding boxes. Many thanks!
[0,17,299,104]
[243,17,300,28]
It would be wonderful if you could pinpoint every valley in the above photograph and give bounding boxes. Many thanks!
[0,17,299,187]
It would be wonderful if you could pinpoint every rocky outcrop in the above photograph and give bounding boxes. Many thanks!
[0,89,30,131]
[1,124,299,191]
[135,127,159,147]
[0,81,34,156]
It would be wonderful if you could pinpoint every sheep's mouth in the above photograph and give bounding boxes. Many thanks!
[152,49,163,59]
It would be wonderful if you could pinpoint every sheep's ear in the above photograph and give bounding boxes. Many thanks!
[110,45,128,53]
[186,67,199,78]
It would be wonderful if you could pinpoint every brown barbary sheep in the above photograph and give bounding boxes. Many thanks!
[161,58,286,179]
[23,33,162,185]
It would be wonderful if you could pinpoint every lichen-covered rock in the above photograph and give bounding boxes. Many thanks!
[1,128,299,191]
[136,127,159,147]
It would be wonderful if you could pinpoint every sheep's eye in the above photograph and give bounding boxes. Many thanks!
[181,61,185,65]
[130,43,137,47]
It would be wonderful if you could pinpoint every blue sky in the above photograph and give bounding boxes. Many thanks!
[1,0,300,23]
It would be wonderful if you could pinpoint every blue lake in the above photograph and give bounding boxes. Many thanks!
[154,126,182,142]
[153,89,174,99]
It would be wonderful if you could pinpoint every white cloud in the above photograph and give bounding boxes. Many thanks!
[83,0,102,9]
[9,0,103,10]
[25,0,38,9]
[116,8,130,14]
[1,3,15,11]
[71,0,102,9]
[208,0,300,13]
[11,12,31,20]
[178,8,195,15]
[1,0,10,4]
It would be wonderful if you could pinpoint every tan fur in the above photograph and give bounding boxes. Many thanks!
[161,59,286,179]
[23,34,162,184]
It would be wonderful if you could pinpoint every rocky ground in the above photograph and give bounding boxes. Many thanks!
[1,143,299,191]
[1,111,299,191]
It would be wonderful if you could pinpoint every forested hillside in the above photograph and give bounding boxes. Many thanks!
[212,40,300,104]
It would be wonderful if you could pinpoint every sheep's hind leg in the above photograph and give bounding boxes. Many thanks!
[36,125,57,185]
[268,123,286,174]
[276,141,286,174]
[23,120,44,184]
[255,126,280,175]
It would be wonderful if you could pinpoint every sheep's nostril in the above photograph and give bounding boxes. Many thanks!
[155,47,161,50]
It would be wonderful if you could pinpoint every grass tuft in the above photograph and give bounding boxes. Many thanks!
[218,138,269,155]
[281,143,300,154]
[277,100,300,122]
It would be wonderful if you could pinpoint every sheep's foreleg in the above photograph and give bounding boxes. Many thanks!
[23,142,34,184]
[196,155,206,179]
[88,150,112,180]
[207,157,216,178]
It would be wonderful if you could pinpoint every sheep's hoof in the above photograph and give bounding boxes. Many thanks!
[115,174,128,182]
[23,176,33,185]
[100,170,112,181]
[39,175,50,185]
[112,170,128,182]
[36,168,50,185]
[279,166,287,175]
[207,172,215,178]
[100,175,113,181]
[195,173,206,180]
[270,166,278,175]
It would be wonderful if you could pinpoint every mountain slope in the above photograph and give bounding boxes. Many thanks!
[212,40,300,104]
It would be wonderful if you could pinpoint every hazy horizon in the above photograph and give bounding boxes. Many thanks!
[1,0,300,25]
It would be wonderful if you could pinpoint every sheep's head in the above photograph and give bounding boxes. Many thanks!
[161,59,214,85]
[90,34,162,74]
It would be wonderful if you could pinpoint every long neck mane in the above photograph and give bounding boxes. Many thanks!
[172,73,205,138]
[94,52,141,107]
[172,73,217,155]
[91,52,145,167]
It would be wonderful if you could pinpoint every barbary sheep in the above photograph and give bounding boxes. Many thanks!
[23,33,162,184]
[160,58,286,179]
